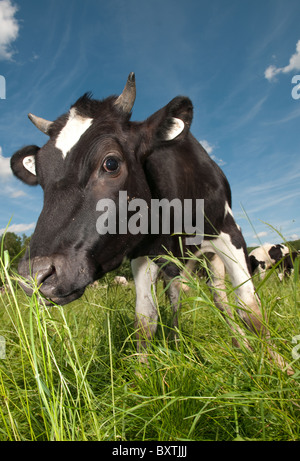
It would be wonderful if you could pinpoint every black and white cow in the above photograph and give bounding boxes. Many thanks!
[10,73,289,370]
[249,243,298,281]
[281,251,300,278]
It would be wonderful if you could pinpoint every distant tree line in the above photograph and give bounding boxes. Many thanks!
[289,239,300,251]
[0,232,30,274]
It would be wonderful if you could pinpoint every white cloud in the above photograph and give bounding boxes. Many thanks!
[264,65,280,81]
[253,231,268,239]
[0,147,28,199]
[0,146,12,180]
[200,139,226,167]
[9,188,26,198]
[210,154,226,167]
[0,183,27,199]
[265,39,300,81]
[0,222,36,235]
[200,139,214,155]
[0,0,19,61]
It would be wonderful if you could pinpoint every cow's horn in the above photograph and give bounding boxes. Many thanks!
[28,113,53,135]
[114,72,136,113]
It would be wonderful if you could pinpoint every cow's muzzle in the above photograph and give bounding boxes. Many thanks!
[18,256,85,305]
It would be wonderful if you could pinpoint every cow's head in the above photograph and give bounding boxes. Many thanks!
[11,73,193,305]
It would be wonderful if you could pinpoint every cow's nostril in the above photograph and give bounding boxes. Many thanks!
[17,256,57,298]
[35,264,56,286]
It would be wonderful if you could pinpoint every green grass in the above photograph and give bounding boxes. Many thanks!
[0,251,299,441]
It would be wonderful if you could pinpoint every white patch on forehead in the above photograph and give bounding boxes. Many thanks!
[23,155,36,176]
[55,107,93,158]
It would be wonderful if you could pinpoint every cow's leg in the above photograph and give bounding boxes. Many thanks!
[207,252,252,350]
[257,264,267,280]
[162,275,181,331]
[207,225,292,372]
[131,256,159,362]
[158,260,183,334]
[179,249,202,292]
[165,249,250,348]
[207,229,265,334]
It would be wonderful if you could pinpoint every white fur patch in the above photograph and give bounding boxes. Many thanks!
[55,108,93,158]
[23,155,36,176]
[165,118,185,141]
[225,202,241,231]
[131,256,159,319]
[210,231,257,306]
[225,202,233,217]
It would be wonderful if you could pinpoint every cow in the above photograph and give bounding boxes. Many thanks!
[10,73,291,372]
[281,251,300,279]
[249,243,299,281]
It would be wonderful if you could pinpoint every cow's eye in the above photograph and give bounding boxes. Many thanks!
[103,156,120,173]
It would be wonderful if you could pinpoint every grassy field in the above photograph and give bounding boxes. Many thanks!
[0,252,299,441]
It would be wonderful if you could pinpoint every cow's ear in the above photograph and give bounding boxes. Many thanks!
[147,96,193,145]
[10,145,39,186]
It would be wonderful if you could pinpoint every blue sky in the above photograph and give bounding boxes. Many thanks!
[0,0,300,247]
